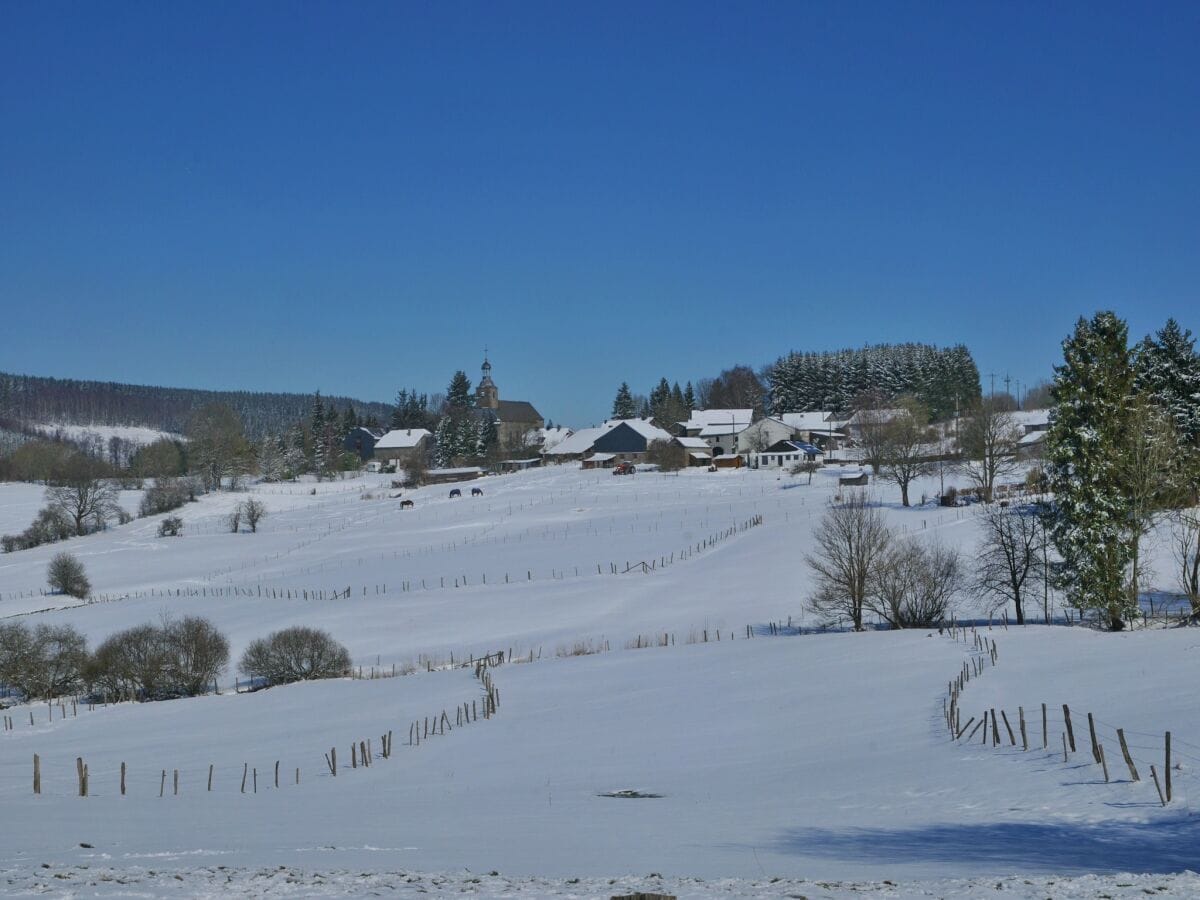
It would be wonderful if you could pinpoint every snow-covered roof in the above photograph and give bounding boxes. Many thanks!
[375,428,432,449]
[586,452,616,462]
[427,466,483,476]
[538,426,573,453]
[674,436,710,449]
[680,409,753,430]
[844,408,908,427]
[688,450,712,460]
[1010,410,1051,428]
[544,424,616,456]
[698,422,751,437]
[614,418,674,443]
[1019,430,1046,446]
[778,412,837,432]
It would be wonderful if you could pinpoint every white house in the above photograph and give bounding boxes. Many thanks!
[373,428,433,466]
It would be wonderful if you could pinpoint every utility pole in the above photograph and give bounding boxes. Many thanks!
[1003,373,1012,399]
[988,372,996,397]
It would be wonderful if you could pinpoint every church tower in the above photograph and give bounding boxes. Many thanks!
[476,354,499,409]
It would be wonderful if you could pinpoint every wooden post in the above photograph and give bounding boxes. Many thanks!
[121,761,127,795]
[1000,710,1016,746]
[956,716,976,740]
[990,708,1001,746]
[1062,733,1068,763]
[1165,732,1172,802]
[241,763,248,793]
[1087,713,1101,764]
[275,761,280,788]
[351,744,357,769]
[1018,707,1028,751]
[253,768,257,793]
[77,757,85,797]
[208,764,213,791]
[160,769,166,797]
[1098,744,1110,783]
[296,767,300,785]
[1117,729,1140,781]
[174,769,179,795]
[1150,765,1167,806]
[33,754,41,795]
[1062,704,1076,752]
[1042,703,1047,749]
[965,717,984,742]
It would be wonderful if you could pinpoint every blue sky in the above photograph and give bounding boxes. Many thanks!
[2,2,1197,426]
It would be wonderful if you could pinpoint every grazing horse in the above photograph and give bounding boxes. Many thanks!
[471,487,484,497]
[399,499,414,509]
[449,488,462,498]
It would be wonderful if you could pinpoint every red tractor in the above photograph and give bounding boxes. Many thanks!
[612,461,636,476]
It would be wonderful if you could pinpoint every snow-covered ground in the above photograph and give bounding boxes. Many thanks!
[32,422,181,447]
[0,463,1197,896]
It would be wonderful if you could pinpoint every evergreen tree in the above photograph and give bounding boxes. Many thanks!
[611,382,637,419]
[1134,318,1200,447]
[284,425,308,480]
[340,406,357,437]
[310,392,326,445]
[1045,312,1137,630]
[258,434,286,482]
[446,371,474,410]
[683,382,696,411]
[390,389,431,430]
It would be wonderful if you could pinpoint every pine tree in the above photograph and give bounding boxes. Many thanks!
[1045,312,1137,630]
[683,382,696,411]
[446,372,474,410]
[284,425,308,480]
[340,406,357,437]
[1134,318,1200,447]
[612,383,637,419]
[310,392,326,444]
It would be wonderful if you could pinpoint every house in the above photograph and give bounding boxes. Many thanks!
[673,436,713,466]
[373,428,433,467]
[752,440,824,470]
[542,422,620,463]
[587,419,674,463]
[735,417,795,454]
[424,466,484,484]
[842,408,908,441]
[538,426,573,454]
[497,457,542,472]
[473,356,544,452]
[777,411,846,451]
[343,426,385,462]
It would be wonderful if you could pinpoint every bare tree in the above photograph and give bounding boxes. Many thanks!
[45,456,118,536]
[791,460,819,484]
[958,396,1022,502]
[1172,510,1200,618]
[973,503,1046,625]
[806,493,892,631]
[875,398,934,507]
[1120,400,1188,610]
[163,616,230,696]
[226,505,242,533]
[867,539,963,628]
[47,551,90,598]
[242,499,267,533]
[645,439,687,471]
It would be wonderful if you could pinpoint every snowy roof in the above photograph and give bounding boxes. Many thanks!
[680,409,753,430]
[614,418,674,443]
[1010,410,1051,428]
[544,423,617,456]
[586,452,616,462]
[538,426,573,452]
[844,408,908,427]
[778,412,837,432]
[674,436,710,449]
[688,450,712,460]
[698,422,751,437]
[375,428,432,449]
[1019,430,1046,446]
[427,466,483,476]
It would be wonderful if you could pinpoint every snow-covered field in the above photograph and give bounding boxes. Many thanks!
[0,464,1197,897]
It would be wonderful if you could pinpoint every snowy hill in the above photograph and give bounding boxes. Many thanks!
[0,464,1196,896]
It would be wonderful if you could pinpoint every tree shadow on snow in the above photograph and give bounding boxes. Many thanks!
[769,816,1200,873]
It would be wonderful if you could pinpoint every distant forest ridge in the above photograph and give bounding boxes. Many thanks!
[766,342,982,420]
[0,372,393,442]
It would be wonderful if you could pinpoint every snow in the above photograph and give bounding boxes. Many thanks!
[680,409,754,430]
[374,428,432,449]
[33,423,181,446]
[1,462,1198,894]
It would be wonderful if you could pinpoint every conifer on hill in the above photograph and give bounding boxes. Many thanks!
[1134,318,1200,448]
[611,383,637,419]
[1045,311,1137,630]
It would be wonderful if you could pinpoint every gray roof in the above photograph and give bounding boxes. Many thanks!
[496,400,542,423]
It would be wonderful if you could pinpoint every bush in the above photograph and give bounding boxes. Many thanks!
[242,498,267,532]
[0,621,88,699]
[239,627,351,686]
[1,505,74,553]
[84,616,229,702]
[866,540,963,628]
[48,551,90,598]
[139,477,189,517]
[645,439,687,471]
[158,516,183,537]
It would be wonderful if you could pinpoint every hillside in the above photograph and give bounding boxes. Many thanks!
[0,371,393,441]
[0,465,1195,897]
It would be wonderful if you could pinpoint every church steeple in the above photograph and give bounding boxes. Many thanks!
[477,351,499,408]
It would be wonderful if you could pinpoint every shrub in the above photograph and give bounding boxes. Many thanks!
[239,627,351,686]
[84,616,228,702]
[158,516,183,537]
[139,477,189,517]
[226,505,242,533]
[48,551,90,598]
[645,439,687,471]
[242,498,267,532]
[163,616,230,696]
[0,622,88,699]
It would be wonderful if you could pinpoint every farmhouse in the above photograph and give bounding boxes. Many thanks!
[735,417,794,454]
[373,428,432,467]
[343,426,385,462]
[673,436,713,466]
[752,440,824,470]
[588,419,674,464]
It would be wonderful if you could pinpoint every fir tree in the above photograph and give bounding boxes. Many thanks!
[446,371,474,410]
[1134,318,1200,447]
[611,382,637,419]
[683,382,696,411]
[310,392,326,444]
[340,406,357,437]
[1045,312,1136,630]
[284,425,308,480]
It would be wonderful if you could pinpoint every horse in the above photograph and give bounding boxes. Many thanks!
[399,499,414,509]
[449,488,462,498]
[471,487,484,497]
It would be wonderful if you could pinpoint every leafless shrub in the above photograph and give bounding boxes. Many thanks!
[239,627,350,686]
[867,539,963,628]
[806,493,892,631]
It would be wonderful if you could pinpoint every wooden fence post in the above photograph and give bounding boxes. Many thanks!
[1150,765,1167,806]
[208,764,213,791]
[1062,705,1076,752]
[241,763,248,793]
[33,754,41,795]
[1087,713,1101,764]
[1041,703,1047,749]
[121,762,127,796]
[1018,707,1028,751]
[1117,729,1140,782]
[1165,732,1172,802]
[160,769,166,797]
[1098,744,1110,783]
[174,769,179,795]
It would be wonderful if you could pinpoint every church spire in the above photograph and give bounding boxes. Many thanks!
[477,349,498,408]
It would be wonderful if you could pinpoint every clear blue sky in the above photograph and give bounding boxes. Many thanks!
[2,2,1197,426]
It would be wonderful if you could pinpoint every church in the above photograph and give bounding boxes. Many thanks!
[474,355,544,452]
